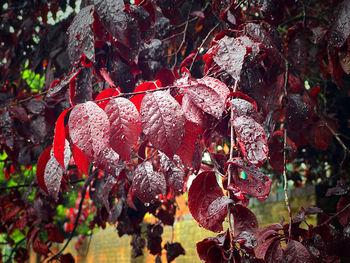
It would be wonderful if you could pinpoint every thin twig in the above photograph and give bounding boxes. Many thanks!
[282,59,292,240]
[47,174,95,262]
[311,202,350,230]
[189,23,220,71]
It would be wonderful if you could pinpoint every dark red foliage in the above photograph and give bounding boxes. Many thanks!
[1,0,350,262]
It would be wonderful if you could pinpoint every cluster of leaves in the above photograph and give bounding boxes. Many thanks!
[1,0,350,262]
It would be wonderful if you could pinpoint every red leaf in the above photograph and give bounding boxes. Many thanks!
[94,87,121,110]
[183,77,230,119]
[68,5,95,66]
[68,101,110,161]
[337,193,350,227]
[44,141,70,199]
[54,108,70,169]
[36,145,52,194]
[155,68,175,87]
[231,205,258,236]
[283,240,311,263]
[140,90,185,158]
[226,157,272,200]
[188,171,232,232]
[46,223,64,243]
[60,253,75,263]
[230,98,259,122]
[99,68,116,88]
[105,98,141,160]
[71,143,89,176]
[328,0,350,48]
[209,35,260,80]
[233,116,268,167]
[176,121,202,173]
[131,161,166,203]
[130,81,158,111]
[32,236,49,256]
[160,154,186,194]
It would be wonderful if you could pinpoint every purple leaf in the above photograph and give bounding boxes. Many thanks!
[68,5,95,66]
[328,0,350,48]
[70,67,93,105]
[183,77,229,119]
[44,140,70,200]
[188,171,232,232]
[160,154,186,194]
[232,116,269,167]
[140,90,185,158]
[132,161,166,203]
[68,101,110,161]
[209,36,260,80]
[283,240,312,263]
[105,98,141,160]
[26,99,47,115]
[226,157,272,200]
[47,69,81,98]
[231,98,259,122]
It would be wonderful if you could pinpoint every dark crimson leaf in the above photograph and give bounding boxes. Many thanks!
[155,68,175,87]
[209,35,260,80]
[105,97,141,160]
[9,106,28,123]
[68,101,110,161]
[32,237,49,256]
[326,179,349,196]
[176,121,202,173]
[71,143,89,176]
[36,145,52,194]
[232,116,268,167]
[165,242,186,262]
[288,34,307,70]
[95,0,141,62]
[60,253,75,263]
[44,141,70,199]
[226,157,272,200]
[304,119,337,151]
[30,116,48,144]
[93,148,125,177]
[130,81,158,112]
[231,205,258,249]
[46,223,64,243]
[328,0,350,48]
[69,67,93,106]
[181,94,206,127]
[26,99,47,115]
[47,69,81,98]
[160,154,186,194]
[128,5,152,32]
[188,171,232,232]
[54,108,70,168]
[196,237,228,263]
[109,60,136,93]
[132,161,166,203]
[68,5,95,66]
[231,98,259,122]
[283,240,311,263]
[265,240,283,263]
[183,77,230,119]
[339,48,350,74]
[140,90,185,158]
[256,235,281,260]
[337,193,350,226]
[94,87,121,110]
[231,205,258,236]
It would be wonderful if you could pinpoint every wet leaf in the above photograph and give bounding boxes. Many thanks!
[233,116,268,167]
[160,154,186,194]
[68,101,110,161]
[68,5,95,66]
[283,240,311,263]
[140,90,185,158]
[105,97,141,160]
[188,171,232,232]
[132,161,166,203]
[53,108,70,168]
[328,0,350,48]
[226,157,272,200]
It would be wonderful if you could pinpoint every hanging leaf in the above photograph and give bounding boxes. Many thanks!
[328,0,350,48]
[105,97,141,160]
[36,146,53,194]
[130,81,158,112]
[131,161,166,203]
[230,98,259,122]
[183,77,229,119]
[188,171,232,232]
[71,143,90,176]
[160,154,186,194]
[226,157,272,201]
[232,116,268,167]
[68,101,110,161]
[53,108,70,169]
[140,90,185,158]
[94,87,121,110]
[67,5,95,66]
[283,240,312,263]
[44,140,70,200]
